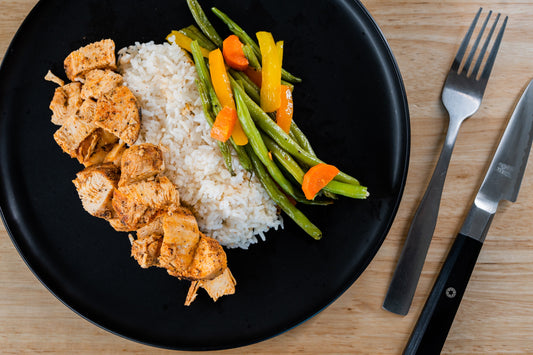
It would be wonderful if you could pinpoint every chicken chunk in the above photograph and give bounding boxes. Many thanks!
[118,176,179,209]
[112,176,179,230]
[53,115,98,158]
[136,215,164,239]
[185,268,236,306]
[112,189,150,230]
[79,129,120,167]
[131,234,163,268]
[99,129,120,146]
[49,82,82,125]
[44,70,64,86]
[78,98,97,122]
[80,69,123,100]
[72,163,120,219]
[76,128,101,164]
[108,218,132,232]
[119,143,164,186]
[81,148,109,168]
[158,208,200,275]
[94,85,141,145]
[179,234,227,281]
[103,141,127,166]
[64,39,117,81]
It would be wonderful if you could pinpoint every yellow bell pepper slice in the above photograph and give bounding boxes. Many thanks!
[257,31,283,113]
[277,40,284,73]
[166,30,210,58]
[208,49,248,145]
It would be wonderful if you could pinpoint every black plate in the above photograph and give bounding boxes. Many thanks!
[0,0,409,350]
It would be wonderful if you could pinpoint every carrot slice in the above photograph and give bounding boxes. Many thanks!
[276,85,293,133]
[302,164,340,200]
[208,49,248,145]
[210,106,237,142]
[222,35,249,71]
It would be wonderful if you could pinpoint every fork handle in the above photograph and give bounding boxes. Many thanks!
[383,119,462,315]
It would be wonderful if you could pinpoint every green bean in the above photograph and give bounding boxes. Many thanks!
[288,129,300,147]
[229,69,260,103]
[211,7,259,54]
[217,139,235,175]
[290,121,316,156]
[243,44,261,69]
[324,180,368,199]
[186,0,223,48]
[196,79,235,175]
[229,75,360,185]
[191,41,213,92]
[211,7,303,84]
[281,70,302,85]
[231,142,253,172]
[263,133,304,182]
[190,41,223,116]
[191,41,253,172]
[196,78,214,124]
[179,25,217,50]
[206,80,223,115]
[245,145,322,240]
[281,80,295,92]
[234,83,301,200]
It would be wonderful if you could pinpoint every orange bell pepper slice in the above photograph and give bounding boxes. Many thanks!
[257,31,283,112]
[302,164,340,200]
[244,67,262,87]
[222,35,249,71]
[208,49,248,145]
[210,106,238,142]
[276,84,293,133]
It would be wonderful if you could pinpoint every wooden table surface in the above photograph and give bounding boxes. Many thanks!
[2,0,533,353]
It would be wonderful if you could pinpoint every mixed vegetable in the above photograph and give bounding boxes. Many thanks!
[166,0,369,240]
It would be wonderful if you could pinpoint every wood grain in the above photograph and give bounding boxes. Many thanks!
[2,0,533,353]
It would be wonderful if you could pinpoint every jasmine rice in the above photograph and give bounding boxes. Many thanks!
[117,41,282,249]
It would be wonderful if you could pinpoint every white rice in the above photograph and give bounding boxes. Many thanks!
[117,41,282,249]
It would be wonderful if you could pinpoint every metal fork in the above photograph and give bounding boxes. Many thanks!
[383,8,507,316]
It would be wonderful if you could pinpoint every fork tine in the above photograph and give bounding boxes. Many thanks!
[479,15,508,82]
[451,8,482,73]
[471,13,500,78]
[462,10,492,74]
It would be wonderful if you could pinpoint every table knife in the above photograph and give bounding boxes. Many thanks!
[404,78,533,355]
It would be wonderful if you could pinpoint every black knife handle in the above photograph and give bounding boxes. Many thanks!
[403,233,483,355]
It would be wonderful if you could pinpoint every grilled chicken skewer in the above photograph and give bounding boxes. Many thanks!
[47,40,236,305]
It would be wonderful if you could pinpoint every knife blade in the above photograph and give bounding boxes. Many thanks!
[404,79,533,355]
